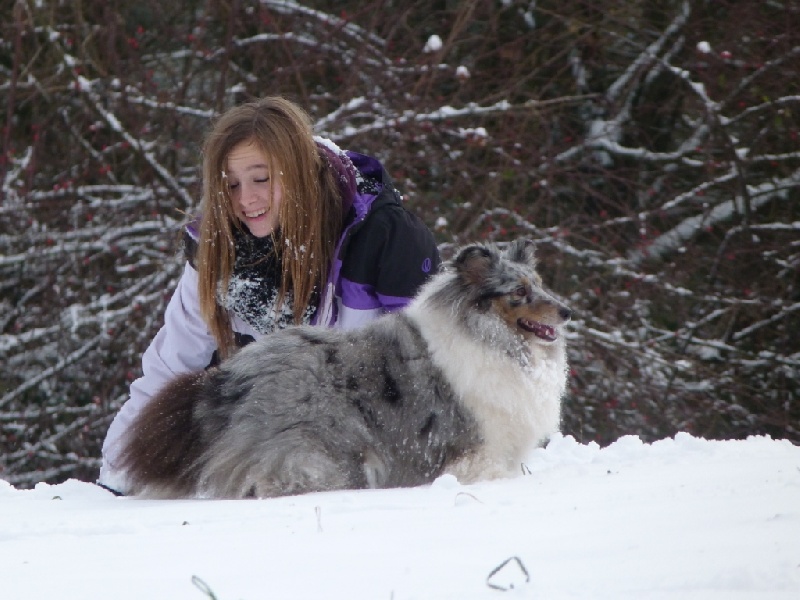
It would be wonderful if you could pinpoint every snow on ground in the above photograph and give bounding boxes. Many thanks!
[1,433,798,600]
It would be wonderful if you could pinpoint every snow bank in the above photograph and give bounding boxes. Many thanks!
[0,434,798,599]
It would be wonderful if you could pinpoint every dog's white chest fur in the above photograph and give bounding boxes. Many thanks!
[407,305,567,483]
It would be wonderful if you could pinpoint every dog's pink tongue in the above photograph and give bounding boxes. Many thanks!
[518,318,557,341]
[532,322,556,341]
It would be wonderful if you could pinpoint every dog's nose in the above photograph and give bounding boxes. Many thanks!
[559,307,572,321]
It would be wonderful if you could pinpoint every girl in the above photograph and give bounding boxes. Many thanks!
[100,97,440,493]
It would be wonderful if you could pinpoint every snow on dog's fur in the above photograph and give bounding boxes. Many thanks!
[118,239,572,499]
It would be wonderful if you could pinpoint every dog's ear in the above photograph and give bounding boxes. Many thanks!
[505,238,537,267]
[454,244,496,286]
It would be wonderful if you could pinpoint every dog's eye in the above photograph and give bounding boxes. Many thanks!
[514,286,527,298]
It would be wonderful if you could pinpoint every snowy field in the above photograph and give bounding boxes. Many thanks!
[1,433,798,600]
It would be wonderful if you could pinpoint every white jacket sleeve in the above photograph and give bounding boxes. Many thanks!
[99,262,216,492]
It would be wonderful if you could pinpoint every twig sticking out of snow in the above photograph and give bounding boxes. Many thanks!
[191,576,221,600]
[486,556,530,591]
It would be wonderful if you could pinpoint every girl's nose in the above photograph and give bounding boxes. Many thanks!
[239,181,258,205]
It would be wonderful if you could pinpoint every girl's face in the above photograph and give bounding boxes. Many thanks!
[225,140,282,238]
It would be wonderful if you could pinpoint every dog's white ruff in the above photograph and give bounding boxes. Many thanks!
[405,283,566,483]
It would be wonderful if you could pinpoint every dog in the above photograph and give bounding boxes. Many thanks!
[117,239,572,499]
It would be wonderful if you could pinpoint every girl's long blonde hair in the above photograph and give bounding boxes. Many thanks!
[197,97,344,358]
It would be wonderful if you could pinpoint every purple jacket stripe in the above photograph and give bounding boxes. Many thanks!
[376,293,413,311]
[340,278,382,310]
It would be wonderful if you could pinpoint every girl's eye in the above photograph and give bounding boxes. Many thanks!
[254,177,270,183]
[228,182,240,190]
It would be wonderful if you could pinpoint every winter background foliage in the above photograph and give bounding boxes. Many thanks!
[1,0,798,490]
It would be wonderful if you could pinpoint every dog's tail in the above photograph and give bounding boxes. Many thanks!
[117,370,208,498]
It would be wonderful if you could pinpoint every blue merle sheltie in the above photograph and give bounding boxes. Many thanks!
[118,239,572,498]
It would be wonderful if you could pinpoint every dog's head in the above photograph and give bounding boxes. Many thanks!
[453,239,572,345]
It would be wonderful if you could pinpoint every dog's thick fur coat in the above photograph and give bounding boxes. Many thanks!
[118,239,571,498]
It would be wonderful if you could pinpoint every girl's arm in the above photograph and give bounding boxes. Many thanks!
[98,262,217,492]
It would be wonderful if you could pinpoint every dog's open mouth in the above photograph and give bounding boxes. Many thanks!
[518,318,557,342]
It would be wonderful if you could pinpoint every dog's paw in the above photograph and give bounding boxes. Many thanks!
[444,454,515,484]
